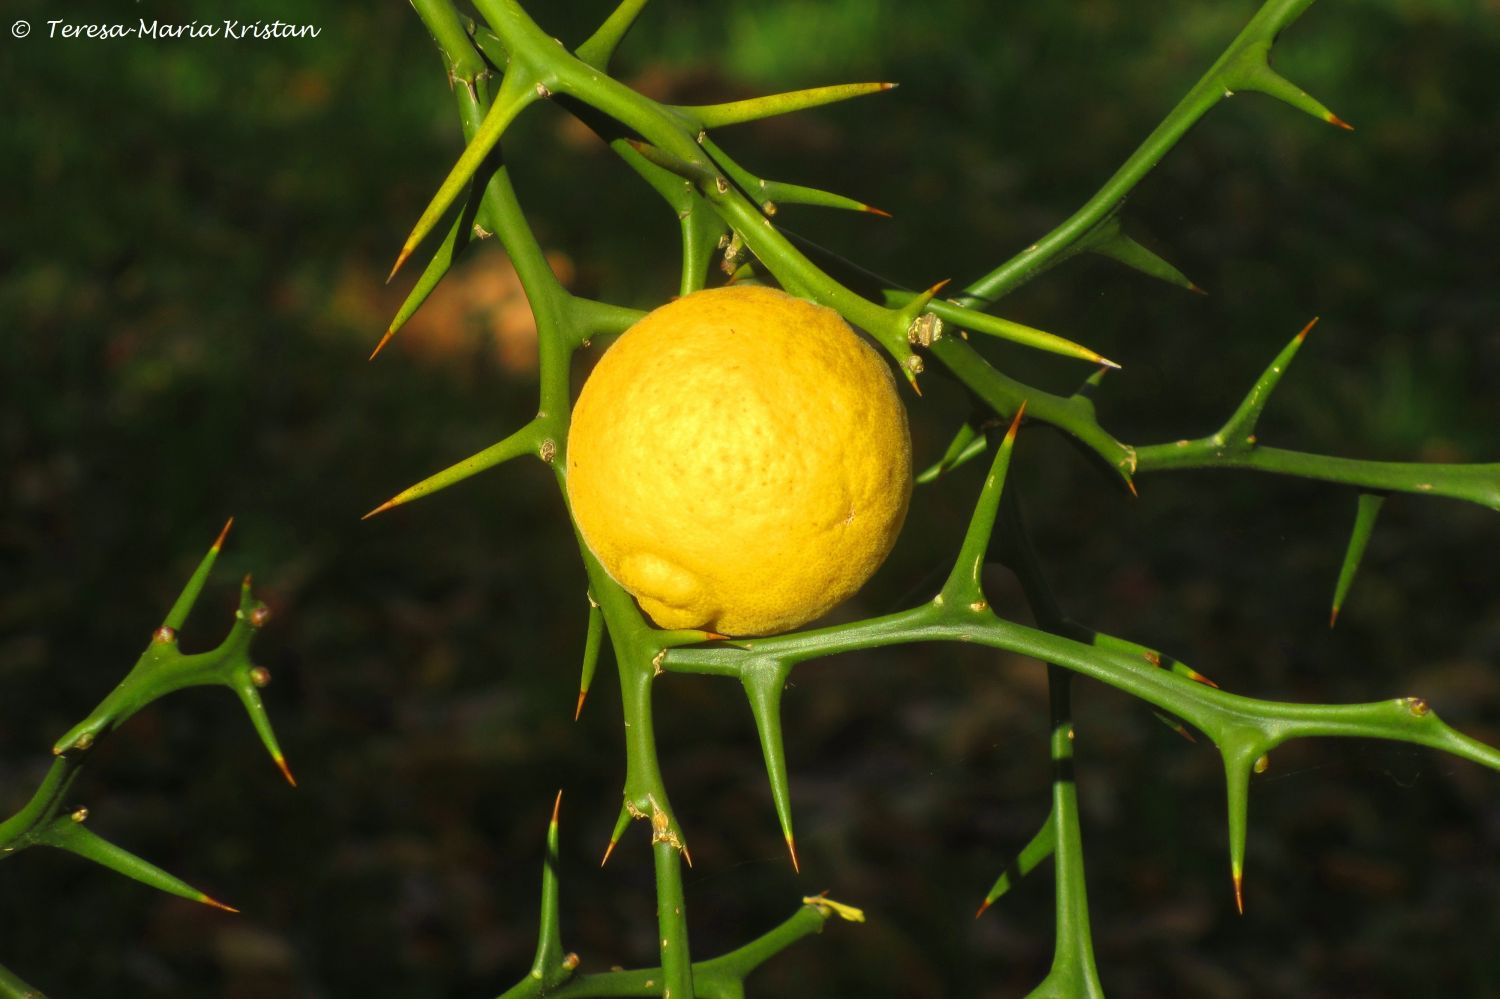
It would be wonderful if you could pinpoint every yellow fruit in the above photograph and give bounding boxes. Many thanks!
[566,285,912,637]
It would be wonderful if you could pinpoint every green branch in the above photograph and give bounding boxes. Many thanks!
[1,524,290,992]
[960,0,1342,304]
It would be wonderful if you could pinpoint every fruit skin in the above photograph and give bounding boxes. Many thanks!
[566,284,912,637]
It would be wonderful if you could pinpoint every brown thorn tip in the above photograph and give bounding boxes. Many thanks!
[787,834,800,874]
[200,894,240,914]
[275,754,298,788]
[1326,112,1355,131]
[574,689,588,721]
[1296,316,1319,342]
[1188,282,1209,296]
[682,843,694,868]
[213,517,235,552]
[600,838,618,868]
[862,204,893,219]
[1005,401,1028,441]
[1125,477,1139,499]
[925,278,952,297]
[552,790,563,826]
[974,898,993,920]
[369,327,397,361]
[1098,355,1123,371]
[1232,868,1244,915]
[1188,670,1220,690]
[1329,606,1341,629]
[880,82,899,91]
[361,498,398,521]
[385,247,413,285]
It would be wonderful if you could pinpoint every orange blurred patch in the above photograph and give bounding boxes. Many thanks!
[330,248,574,374]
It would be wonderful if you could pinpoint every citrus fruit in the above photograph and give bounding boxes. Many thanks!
[566,285,912,637]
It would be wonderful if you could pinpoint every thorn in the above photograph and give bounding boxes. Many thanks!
[861,204,893,219]
[681,842,694,868]
[923,277,953,297]
[368,326,398,361]
[1186,669,1220,690]
[274,753,298,788]
[361,497,399,521]
[879,82,899,91]
[786,834,800,874]
[1329,605,1341,629]
[1004,401,1027,444]
[1325,112,1355,131]
[601,837,619,868]
[1233,867,1245,915]
[1124,477,1139,499]
[199,893,240,914]
[386,246,413,285]
[1296,316,1319,343]
[974,898,993,920]
[1153,711,1198,743]
[1096,355,1123,371]
[212,517,235,552]
[552,790,563,826]
[1187,282,1209,296]
[574,689,588,721]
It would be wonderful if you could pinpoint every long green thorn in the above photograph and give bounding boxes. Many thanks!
[1331,492,1386,627]
[743,664,798,872]
[976,807,1057,917]
[1152,711,1198,743]
[941,403,1026,604]
[601,806,631,867]
[363,421,543,519]
[1218,317,1317,445]
[234,677,296,787]
[1085,219,1201,293]
[576,0,650,69]
[1222,741,1260,916]
[576,600,603,720]
[40,817,237,913]
[1240,63,1354,132]
[679,82,896,130]
[388,72,537,283]
[163,518,234,632]
[917,418,990,484]
[887,292,1120,369]
[701,136,890,217]
[373,209,470,360]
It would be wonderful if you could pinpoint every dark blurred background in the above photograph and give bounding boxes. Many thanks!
[3,1,1499,996]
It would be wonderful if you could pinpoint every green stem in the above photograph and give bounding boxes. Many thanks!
[1136,442,1500,511]
[962,0,1318,304]
[1028,670,1105,999]
[665,603,1500,774]
[653,841,695,998]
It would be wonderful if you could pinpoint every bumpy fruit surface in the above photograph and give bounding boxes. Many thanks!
[566,285,912,637]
